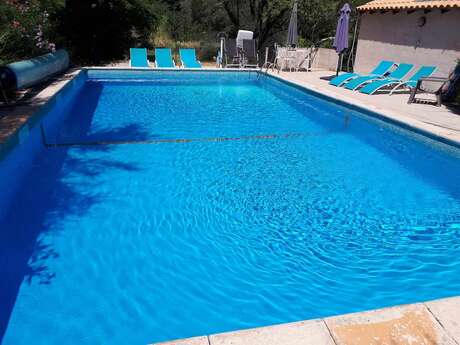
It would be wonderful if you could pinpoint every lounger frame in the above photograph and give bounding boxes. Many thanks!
[361,66,437,96]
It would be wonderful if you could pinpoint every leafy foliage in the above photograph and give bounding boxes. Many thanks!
[0,0,60,65]
[0,0,368,64]
[221,0,292,49]
[59,0,161,63]
[163,0,368,55]
[299,0,366,46]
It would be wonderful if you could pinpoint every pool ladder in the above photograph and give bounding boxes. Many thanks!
[260,61,279,77]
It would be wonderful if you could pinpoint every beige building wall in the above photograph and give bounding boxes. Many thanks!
[354,9,460,76]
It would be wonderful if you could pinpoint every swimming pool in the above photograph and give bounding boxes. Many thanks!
[1,70,459,344]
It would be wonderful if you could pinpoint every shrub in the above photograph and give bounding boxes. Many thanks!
[0,0,58,65]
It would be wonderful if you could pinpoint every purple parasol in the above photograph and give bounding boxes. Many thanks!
[287,0,298,47]
[333,3,351,55]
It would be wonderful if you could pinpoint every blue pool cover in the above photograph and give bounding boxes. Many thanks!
[0,49,69,90]
[0,70,459,344]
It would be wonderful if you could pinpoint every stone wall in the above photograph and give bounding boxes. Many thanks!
[354,9,460,76]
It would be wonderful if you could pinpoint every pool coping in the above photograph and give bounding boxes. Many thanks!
[0,68,83,160]
[85,66,259,71]
[153,296,460,345]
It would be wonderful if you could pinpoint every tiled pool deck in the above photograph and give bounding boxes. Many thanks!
[156,297,460,345]
[1,67,460,344]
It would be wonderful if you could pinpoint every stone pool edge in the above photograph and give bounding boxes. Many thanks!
[266,71,460,149]
[0,68,83,160]
[154,296,460,345]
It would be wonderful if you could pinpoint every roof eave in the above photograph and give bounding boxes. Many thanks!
[357,3,460,12]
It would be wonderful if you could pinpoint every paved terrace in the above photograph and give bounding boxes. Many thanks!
[155,297,460,345]
[270,70,460,146]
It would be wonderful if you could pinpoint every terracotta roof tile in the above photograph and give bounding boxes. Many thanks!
[358,0,460,11]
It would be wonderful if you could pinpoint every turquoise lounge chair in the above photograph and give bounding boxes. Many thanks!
[179,48,202,68]
[360,66,437,95]
[329,60,394,87]
[129,48,149,68]
[343,63,414,90]
[155,48,176,68]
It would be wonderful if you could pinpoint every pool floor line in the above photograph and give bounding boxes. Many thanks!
[40,131,338,148]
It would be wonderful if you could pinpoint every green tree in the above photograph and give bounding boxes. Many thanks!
[221,0,292,49]
[296,0,367,46]
[0,0,369,65]
[59,0,161,63]
[163,0,227,42]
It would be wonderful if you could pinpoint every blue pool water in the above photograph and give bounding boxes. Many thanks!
[1,70,460,344]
